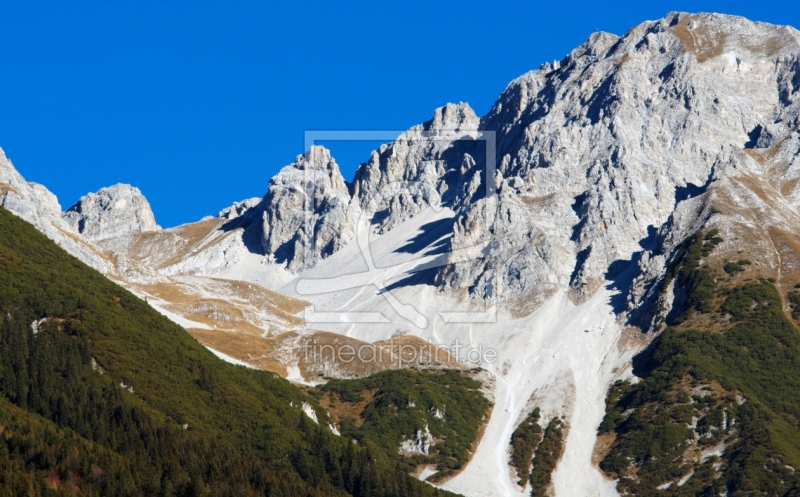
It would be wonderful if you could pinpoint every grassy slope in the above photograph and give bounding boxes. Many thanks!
[600,230,800,496]
[0,206,457,497]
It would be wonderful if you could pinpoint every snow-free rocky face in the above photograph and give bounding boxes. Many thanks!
[3,11,800,497]
[63,183,160,241]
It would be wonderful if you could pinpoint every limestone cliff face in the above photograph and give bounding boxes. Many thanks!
[436,13,800,309]
[350,102,484,234]
[1,149,64,231]
[247,12,800,315]
[6,11,800,326]
[63,184,159,241]
[259,146,353,271]
[0,149,113,273]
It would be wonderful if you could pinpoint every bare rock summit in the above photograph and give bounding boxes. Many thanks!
[63,184,160,241]
[260,145,353,271]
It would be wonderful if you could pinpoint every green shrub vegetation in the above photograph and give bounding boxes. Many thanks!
[508,408,543,485]
[529,417,564,497]
[320,369,490,482]
[0,207,457,497]
[702,229,723,248]
[660,230,719,322]
[599,229,800,496]
[788,290,800,321]
[723,262,744,274]
[506,408,565,495]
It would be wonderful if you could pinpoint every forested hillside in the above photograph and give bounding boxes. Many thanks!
[317,369,491,483]
[0,206,456,497]
[599,231,800,495]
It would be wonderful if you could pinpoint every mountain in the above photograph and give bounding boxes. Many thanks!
[3,10,800,497]
[0,205,489,496]
[0,149,115,274]
[63,183,160,241]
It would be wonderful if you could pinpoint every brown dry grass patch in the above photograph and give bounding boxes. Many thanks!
[781,177,800,197]
[319,388,378,427]
[123,217,228,269]
[173,217,225,246]
[567,277,604,307]
[160,230,234,269]
[671,14,786,63]
[742,36,785,57]
[143,281,282,336]
[768,227,800,291]
[733,173,784,213]
[744,148,766,164]
[298,332,462,380]
[124,230,184,263]
[168,298,265,335]
[617,326,650,355]
[743,141,784,165]
[186,327,289,376]
[0,184,19,196]
[208,278,306,326]
[592,432,617,469]
[180,306,466,381]
[669,16,726,63]
[146,281,196,303]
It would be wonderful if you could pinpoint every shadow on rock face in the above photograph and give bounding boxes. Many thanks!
[604,225,659,315]
[220,201,267,255]
[394,216,456,256]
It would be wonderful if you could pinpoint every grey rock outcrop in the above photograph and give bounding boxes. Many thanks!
[260,146,353,271]
[243,12,800,320]
[1,150,64,227]
[0,148,113,273]
[257,104,486,271]
[243,12,800,314]
[218,197,262,220]
[351,102,485,233]
[63,184,159,241]
[435,12,800,308]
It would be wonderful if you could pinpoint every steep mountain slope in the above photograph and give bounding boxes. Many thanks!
[598,231,800,495]
[0,149,114,274]
[0,205,467,497]
[63,183,160,241]
[3,10,800,497]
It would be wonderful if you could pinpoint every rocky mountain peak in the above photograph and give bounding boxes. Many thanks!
[426,102,479,133]
[432,11,800,309]
[0,148,64,226]
[349,103,485,234]
[248,11,800,304]
[4,13,800,496]
[577,31,620,58]
[63,183,159,241]
[260,145,353,271]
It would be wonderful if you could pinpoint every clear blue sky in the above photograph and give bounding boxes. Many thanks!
[1,1,798,227]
